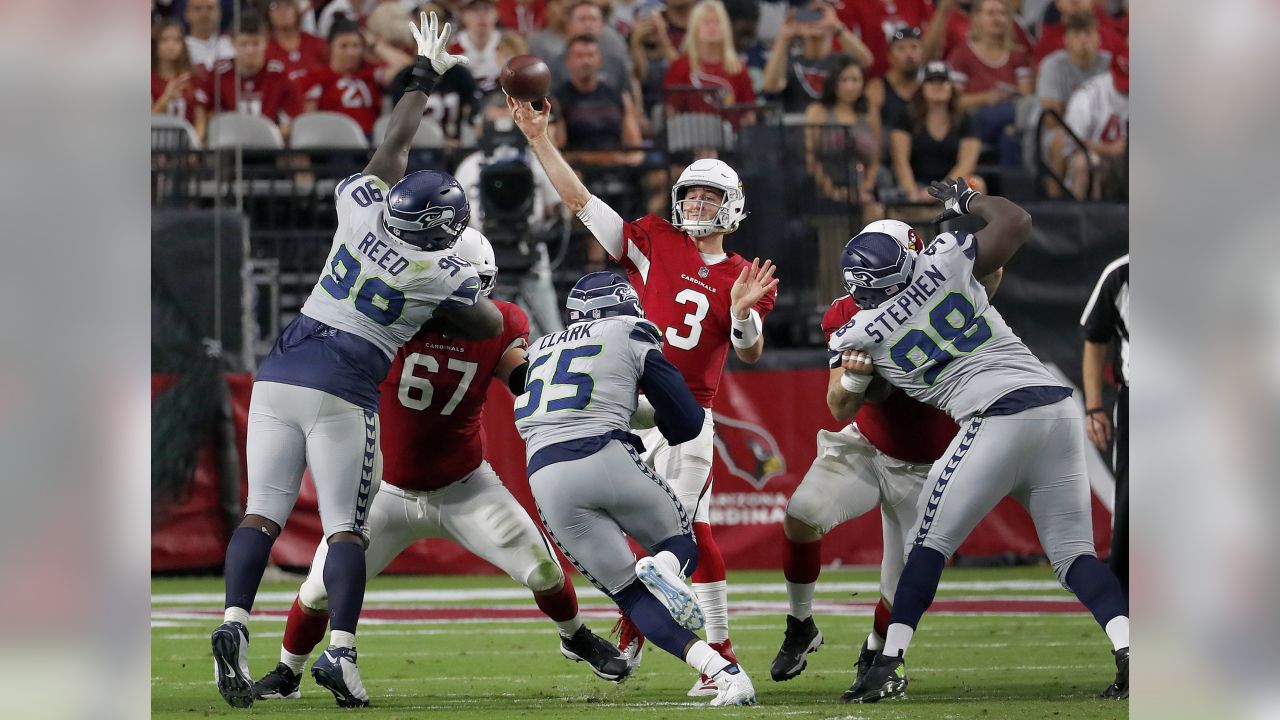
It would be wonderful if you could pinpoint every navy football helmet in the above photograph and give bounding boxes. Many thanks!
[382,170,471,251]
[566,271,643,324]
[841,231,918,309]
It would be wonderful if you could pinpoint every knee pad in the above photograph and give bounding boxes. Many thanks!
[522,553,565,594]
[298,573,329,612]
[784,490,831,536]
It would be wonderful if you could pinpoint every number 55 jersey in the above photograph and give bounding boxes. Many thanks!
[828,231,1062,422]
[258,173,483,412]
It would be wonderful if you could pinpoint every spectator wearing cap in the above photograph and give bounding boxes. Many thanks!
[545,1,634,93]
[200,13,305,142]
[630,1,681,121]
[263,0,328,83]
[663,0,758,126]
[922,0,1032,62]
[185,0,236,70]
[760,2,870,115]
[889,60,984,206]
[552,35,643,162]
[866,26,924,140]
[947,0,1033,165]
[1032,0,1126,65]
[834,0,934,79]
[1062,46,1127,199]
[452,0,517,93]
[153,18,210,142]
[300,21,384,135]
[1033,10,1110,194]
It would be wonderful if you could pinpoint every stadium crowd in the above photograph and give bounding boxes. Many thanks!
[152,0,1128,201]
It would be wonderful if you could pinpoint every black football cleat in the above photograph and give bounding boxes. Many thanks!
[560,625,632,682]
[841,650,907,703]
[1100,647,1129,699]
[253,662,302,700]
[853,638,877,688]
[770,615,824,681]
[211,622,254,708]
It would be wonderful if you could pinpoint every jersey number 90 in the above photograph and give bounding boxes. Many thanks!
[320,245,406,325]
[889,292,992,384]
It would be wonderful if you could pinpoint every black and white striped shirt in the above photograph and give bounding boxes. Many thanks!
[1081,254,1129,385]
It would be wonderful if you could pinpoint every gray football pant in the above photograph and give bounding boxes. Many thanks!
[912,397,1097,586]
[529,440,693,596]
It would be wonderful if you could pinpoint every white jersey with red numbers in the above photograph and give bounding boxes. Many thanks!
[1064,73,1129,145]
[615,214,777,408]
[378,301,529,491]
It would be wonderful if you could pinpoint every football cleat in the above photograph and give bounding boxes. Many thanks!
[210,622,254,708]
[559,625,632,683]
[853,638,877,688]
[612,614,646,671]
[1100,647,1129,699]
[708,663,757,706]
[635,556,704,631]
[253,662,302,700]
[689,640,738,696]
[770,615,824,682]
[311,645,370,708]
[841,650,908,703]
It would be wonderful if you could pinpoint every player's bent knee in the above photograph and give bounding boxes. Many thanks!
[523,555,565,593]
[240,514,282,539]
[782,511,825,543]
[1053,550,1095,590]
[326,530,365,547]
[298,576,329,612]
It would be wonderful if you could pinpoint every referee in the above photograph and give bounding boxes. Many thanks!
[1081,254,1129,599]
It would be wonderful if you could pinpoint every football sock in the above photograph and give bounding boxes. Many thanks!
[533,581,583,637]
[883,624,914,657]
[872,596,892,644]
[223,606,249,627]
[684,639,732,678]
[783,535,821,620]
[614,581,698,658]
[1065,554,1128,632]
[224,526,275,612]
[282,597,328,663]
[330,630,356,650]
[690,523,724,583]
[323,541,366,635]
[889,545,947,631]
[866,629,885,652]
[694,581,729,644]
[1105,617,1130,652]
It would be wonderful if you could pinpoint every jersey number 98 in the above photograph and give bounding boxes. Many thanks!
[320,245,406,325]
[889,292,992,384]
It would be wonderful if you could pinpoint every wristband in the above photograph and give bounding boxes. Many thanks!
[730,309,762,349]
[840,372,872,394]
[405,56,442,94]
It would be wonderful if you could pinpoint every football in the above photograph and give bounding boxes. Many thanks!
[500,54,552,103]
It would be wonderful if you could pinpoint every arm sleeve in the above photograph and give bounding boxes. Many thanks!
[575,194,628,261]
[639,349,706,445]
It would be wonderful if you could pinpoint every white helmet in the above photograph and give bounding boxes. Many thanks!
[860,219,924,254]
[670,159,747,237]
[453,227,499,296]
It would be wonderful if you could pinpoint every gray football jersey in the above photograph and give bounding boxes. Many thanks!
[515,315,660,458]
[829,232,1060,421]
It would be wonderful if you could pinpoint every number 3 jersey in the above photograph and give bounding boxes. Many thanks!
[378,301,530,491]
[828,232,1062,422]
[257,173,482,412]
[616,215,777,409]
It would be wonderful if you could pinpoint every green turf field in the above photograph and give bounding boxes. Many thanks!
[152,568,1127,719]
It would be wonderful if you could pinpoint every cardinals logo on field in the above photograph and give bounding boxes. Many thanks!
[712,414,786,489]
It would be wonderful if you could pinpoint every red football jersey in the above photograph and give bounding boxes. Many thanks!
[201,59,304,125]
[378,301,531,491]
[618,215,777,409]
[266,32,329,83]
[823,295,957,464]
[302,64,382,134]
[151,70,206,125]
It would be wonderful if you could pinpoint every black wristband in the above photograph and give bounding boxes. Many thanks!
[405,57,442,95]
[1085,407,1108,416]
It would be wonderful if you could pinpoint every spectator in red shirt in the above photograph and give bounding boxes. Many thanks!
[264,0,329,83]
[922,0,1032,61]
[1032,0,1126,65]
[153,18,210,142]
[498,0,547,35]
[202,13,305,142]
[664,0,757,126]
[300,20,385,135]
[947,0,1032,164]
[834,0,933,79]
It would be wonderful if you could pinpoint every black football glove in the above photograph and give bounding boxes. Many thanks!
[928,177,981,224]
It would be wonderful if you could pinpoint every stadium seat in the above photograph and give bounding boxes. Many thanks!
[290,112,370,150]
[666,112,735,152]
[372,115,446,149]
[207,112,285,150]
[151,114,201,150]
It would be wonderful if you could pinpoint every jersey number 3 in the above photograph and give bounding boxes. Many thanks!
[665,289,710,350]
[889,292,992,384]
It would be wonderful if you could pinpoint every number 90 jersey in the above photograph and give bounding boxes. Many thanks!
[828,232,1060,422]
[616,215,777,409]
[300,173,483,360]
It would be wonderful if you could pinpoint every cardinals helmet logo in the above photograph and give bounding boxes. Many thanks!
[712,414,787,490]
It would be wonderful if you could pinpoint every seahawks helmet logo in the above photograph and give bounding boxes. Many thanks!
[420,206,457,230]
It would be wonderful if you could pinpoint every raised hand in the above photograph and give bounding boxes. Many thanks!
[730,258,779,319]
[927,176,980,225]
[409,11,468,75]
[507,94,552,142]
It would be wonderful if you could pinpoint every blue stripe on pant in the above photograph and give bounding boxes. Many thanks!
[914,417,983,548]
[355,409,376,530]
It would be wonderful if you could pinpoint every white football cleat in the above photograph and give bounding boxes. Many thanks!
[688,673,718,697]
[211,622,254,708]
[612,614,646,671]
[311,646,370,708]
[708,663,757,706]
[635,555,704,631]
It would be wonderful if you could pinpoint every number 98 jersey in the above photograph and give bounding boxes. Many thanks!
[300,173,483,360]
[828,232,1060,422]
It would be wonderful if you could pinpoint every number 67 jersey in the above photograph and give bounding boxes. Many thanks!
[828,232,1061,422]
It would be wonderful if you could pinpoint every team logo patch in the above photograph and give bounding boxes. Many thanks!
[698,266,709,278]
[420,206,457,229]
[712,414,787,490]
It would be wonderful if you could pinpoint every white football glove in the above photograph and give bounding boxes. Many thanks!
[409,11,468,75]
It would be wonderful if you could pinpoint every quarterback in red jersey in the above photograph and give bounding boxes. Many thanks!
[251,229,627,705]
[509,95,779,697]
[769,220,1002,693]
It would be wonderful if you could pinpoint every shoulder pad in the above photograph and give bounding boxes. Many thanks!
[628,319,663,346]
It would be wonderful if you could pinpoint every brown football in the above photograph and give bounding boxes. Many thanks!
[500,54,552,103]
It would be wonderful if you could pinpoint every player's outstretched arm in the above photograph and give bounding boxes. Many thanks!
[927,177,1032,279]
[730,258,779,364]
[363,12,468,185]
[826,350,876,421]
